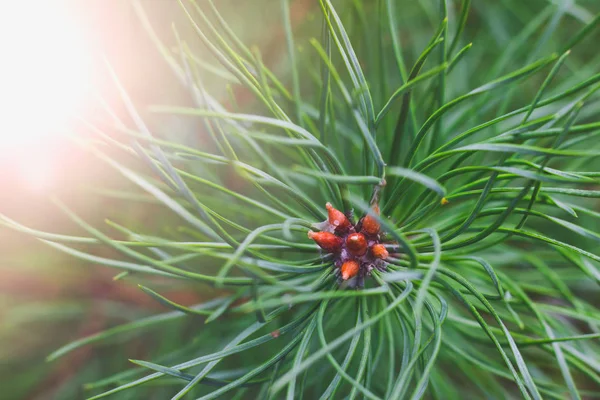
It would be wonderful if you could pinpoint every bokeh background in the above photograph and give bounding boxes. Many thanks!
[0,1,307,398]
[1,0,599,399]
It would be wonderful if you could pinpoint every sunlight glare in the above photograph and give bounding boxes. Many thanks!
[0,1,91,189]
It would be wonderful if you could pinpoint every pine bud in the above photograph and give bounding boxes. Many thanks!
[361,204,381,236]
[371,244,389,259]
[346,233,367,256]
[341,260,360,280]
[326,202,351,232]
[308,230,343,253]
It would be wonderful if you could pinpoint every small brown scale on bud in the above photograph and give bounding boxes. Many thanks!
[308,200,393,287]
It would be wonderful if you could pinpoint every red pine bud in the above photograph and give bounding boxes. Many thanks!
[346,233,368,256]
[308,230,343,253]
[326,202,351,232]
[341,260,360,280]
[371,244,389,259]
[361,204,381,236]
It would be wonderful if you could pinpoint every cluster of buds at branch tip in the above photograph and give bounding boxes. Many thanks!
[307,200,393,286]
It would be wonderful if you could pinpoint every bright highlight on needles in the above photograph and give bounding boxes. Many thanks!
[0,1,91,188]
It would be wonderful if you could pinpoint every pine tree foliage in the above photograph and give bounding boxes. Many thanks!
[3,0,600,398]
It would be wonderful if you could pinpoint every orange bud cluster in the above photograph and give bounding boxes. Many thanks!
[308,202,392,286]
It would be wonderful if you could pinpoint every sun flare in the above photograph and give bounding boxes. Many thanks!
[0,1,91,189]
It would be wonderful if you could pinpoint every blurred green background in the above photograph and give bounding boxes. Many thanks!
[0,1,301,398]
